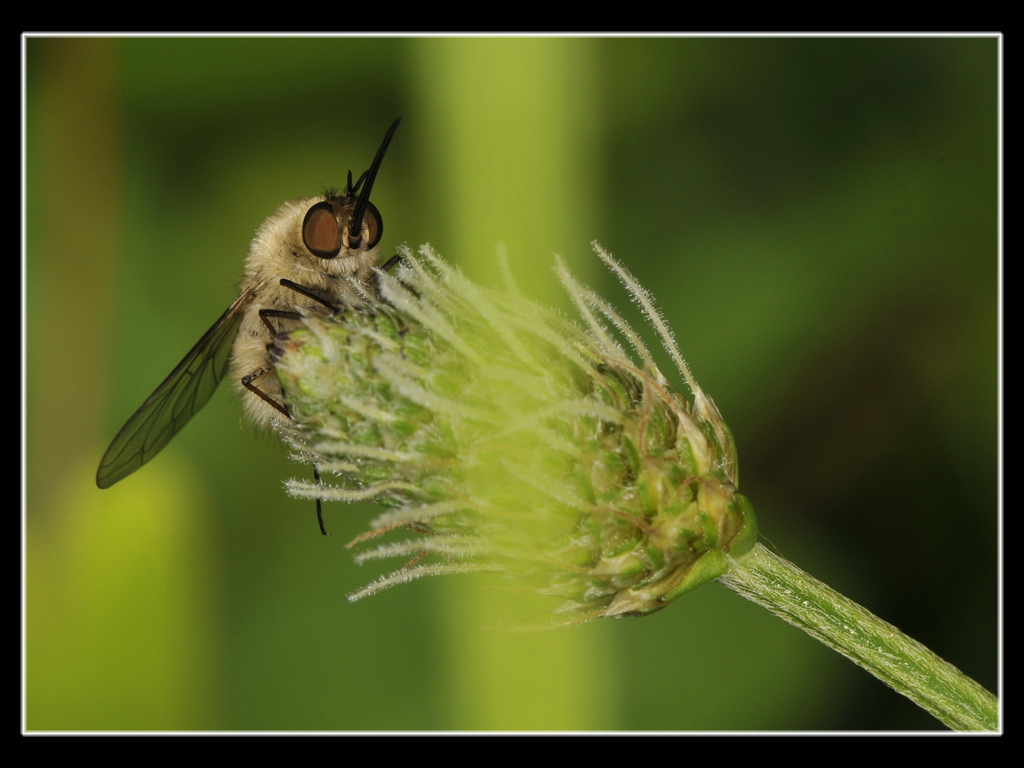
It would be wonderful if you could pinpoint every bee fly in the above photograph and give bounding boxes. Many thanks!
[97,117,403,535]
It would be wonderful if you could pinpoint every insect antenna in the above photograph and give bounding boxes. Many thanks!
[347,169,367,196]
[348,116,401,247]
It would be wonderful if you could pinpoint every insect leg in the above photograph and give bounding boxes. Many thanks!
[258,307,304,335]
[313,463,328,536]
[241,367,292,419]
[278,279,340,312]
[368,254,406,297]
[380,254,403,272]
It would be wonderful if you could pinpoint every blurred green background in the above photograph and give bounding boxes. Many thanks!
[25,36,998,731]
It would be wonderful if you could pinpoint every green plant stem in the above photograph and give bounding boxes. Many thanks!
[719,543,998,731]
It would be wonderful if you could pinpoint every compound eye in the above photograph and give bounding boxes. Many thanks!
[361,201,383,250]
[302,201,342,259]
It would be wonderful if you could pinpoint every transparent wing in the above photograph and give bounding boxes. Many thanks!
[96,290,253,488]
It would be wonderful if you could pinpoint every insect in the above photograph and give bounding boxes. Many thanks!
[97,117,402,535]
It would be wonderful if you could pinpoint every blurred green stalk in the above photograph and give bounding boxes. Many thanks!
[414,38,608,730]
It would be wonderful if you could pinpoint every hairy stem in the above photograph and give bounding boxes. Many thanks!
[719,543,998,731]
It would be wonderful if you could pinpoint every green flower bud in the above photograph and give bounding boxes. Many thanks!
[273,244,757,626]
